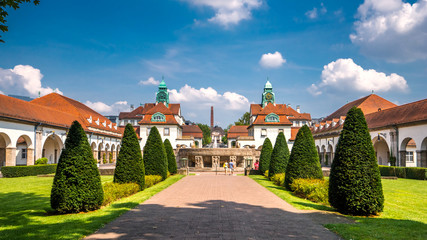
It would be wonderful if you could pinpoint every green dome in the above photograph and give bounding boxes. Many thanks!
[159,79,167,88]
[264,81,272,89]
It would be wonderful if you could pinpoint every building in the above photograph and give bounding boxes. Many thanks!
[182,125,203,148]
[0,93,122,167]
[228,81,312,149]
[312,94,427,167]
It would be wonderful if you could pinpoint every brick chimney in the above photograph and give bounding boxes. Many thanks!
[211,106,214,128]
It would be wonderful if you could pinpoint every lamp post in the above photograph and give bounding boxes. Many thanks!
[244,157,253,176]
[180,157,189,175]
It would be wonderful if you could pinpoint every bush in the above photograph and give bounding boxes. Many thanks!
[50,121,104,213]
[102,182,140,206]
[259,138,273,175]
[268,132,290,178]
[144,175,163,188]
[109,152,113,163]
[285,125,323,189]
[379,166,426,180]
[270,173,285,186]
[1,164,57,177]
[290,178,329,205]
[164,139,177,174]
[114,124,145,190]
[35,157,48,165]
[329,107,384,216]
[143,126,168,180]
[263,170,269,177]
[405,167,427,180]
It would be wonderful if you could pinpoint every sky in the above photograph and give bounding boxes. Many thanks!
[0,0,426,128]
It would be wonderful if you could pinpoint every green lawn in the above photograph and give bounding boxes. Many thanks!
[250,175,427,240]
[0,174,184,240]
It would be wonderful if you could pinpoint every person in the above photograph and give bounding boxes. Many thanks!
[229,161,234,175]
[254,160,259,170]
[223,162,228,175]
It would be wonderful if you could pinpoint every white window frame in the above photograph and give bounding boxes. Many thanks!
[261,129,267,137]
[164,127,170,136]
[406,151,414,162]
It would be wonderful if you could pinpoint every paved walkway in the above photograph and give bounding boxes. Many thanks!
[86,174,343,239]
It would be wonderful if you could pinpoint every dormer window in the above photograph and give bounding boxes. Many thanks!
[265,113,279,123]
[151,112,166,122]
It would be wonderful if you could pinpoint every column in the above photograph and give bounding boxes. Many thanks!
[26,148,34,166]
[93,150,98,162]
[195,156,204,168]
[399,151,406,167]
[5,147,16,166]
[416,150,426,168]
[112,151,117,163]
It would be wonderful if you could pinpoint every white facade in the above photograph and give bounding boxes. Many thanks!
[139,125,193,150]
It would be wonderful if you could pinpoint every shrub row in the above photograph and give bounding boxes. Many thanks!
[270,173,285,186]
[145,175,163,188]
[290,178,329,205]
[102,182,140,206]
[1,164,57,177]
[379,166,426,180]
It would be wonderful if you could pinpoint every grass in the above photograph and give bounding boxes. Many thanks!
[250,175,427,240]
[0,174,185,240]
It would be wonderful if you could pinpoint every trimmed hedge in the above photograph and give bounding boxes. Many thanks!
[51,121,104,213]
[145,175,163,188]
[259,138,273,175]
[102,182,140,206]
[143,126,168,180]
[379,166,426,180]
[285,125,323,189]
[164,139,177,174]
[290,178,329,205]
[1,164,57,177]
[268,132,290,178]
[329,107,384,216]
[114,123,145,190]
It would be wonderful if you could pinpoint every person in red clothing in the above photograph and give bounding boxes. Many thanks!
[254,160,259,170]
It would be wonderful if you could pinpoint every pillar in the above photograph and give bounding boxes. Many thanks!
[417,150,426,168]
[399,151,406,167]
[26,148,34,166]
[112,151,117,163]
[5,147,16,166]
[35,130,43,160]
[195,156,204,168]
[93,150,98,162]
[0,148,5,166]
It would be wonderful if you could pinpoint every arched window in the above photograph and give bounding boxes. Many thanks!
[151,112,166,122]
[265,113,279,123]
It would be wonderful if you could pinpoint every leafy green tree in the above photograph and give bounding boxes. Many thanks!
[285,125,323,189]
[234,112,250,125]
[50,121,103,213]
[258,138,273,175]
[164,138,177,174]
[114,124,145,190]
[0,0,39,43]
[329,107,384,216]
[143,126,168,180]
[268,132,289,178]
[197,123,211,145]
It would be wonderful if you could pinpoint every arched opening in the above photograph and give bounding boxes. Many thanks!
[326,144,334,166]
[42,134,63,164]
[420,137,427,168]
[316,146,320,164]
[231,141,236,148]
[321,145,326,166]
[91,142,98,162]
[105,143,110,164]
[400,137,417,167]
[116,145,120,160]
[98,143,104,164]
[0,132,12,167]
[16,135,33,165]
[373,136,390,166]
[111,144,116,163]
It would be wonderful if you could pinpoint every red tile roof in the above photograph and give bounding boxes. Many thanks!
[290,127,300,141]
[182,125,203,138]
[119,106,144,119]
[250,103,311,120]
[228,125,249,139]
[139,103,180,125]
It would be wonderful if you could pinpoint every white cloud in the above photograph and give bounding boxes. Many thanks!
[0,65,62,97]
[305,8,318,19]
[169,84,250,111]
[139,77,160,86]
[350,0,427,62]
[308,58,409,95]
[183,0,262,27]
[85,100,130,115]
[259,51,286,68]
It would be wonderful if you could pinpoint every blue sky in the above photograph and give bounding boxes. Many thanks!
[1,0,426,127]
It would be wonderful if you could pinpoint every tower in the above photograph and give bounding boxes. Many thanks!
[156,78,169,107]
[211,106,214,128]
[261,80,275,107]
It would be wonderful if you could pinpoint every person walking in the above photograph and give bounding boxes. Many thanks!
[229,161,234,175]
[223,162,228,175]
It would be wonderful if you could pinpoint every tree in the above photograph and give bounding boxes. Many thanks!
[50,120,103,213]
[329,107,384,216]
[0,0,39,43]
[234,112,250,125]
[197,123,211,146]
[268,132,289,178]
[164,138,177,174]
[143,126,168,180]
[114,124,145,190]
[258,138,273,175]
[285,125,323,189]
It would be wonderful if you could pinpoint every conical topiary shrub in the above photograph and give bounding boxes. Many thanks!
[268,132,290,178]
[259,138,273,175]
[285,125,323,189]
[51,121,103,213]
[114,124,145,190]
[329,107,384,216]
[143,126,168,180]
[164,139,177,174]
